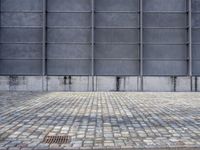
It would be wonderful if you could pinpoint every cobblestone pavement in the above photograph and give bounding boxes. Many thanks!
[0,92,200,150]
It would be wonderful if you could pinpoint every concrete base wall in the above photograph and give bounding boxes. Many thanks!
[0,76,197,92]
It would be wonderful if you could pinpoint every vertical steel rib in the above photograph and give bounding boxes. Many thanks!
[91,0,95,91]
[140,0,143,91]
[188,0,192,91]
[42,0,47,91]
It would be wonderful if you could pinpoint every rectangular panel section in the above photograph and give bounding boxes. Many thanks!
[192,14,200,27]
[47,0,91,12]
[143,45,187,59]
[95,13,139,27]
[94,0,139,76]
[192,0,200,12]
[95,45,139,58]
[0,60,42,75]
[192,1,200,75]
[193,61,200,75]
[95,29,139,43]
[1,13,42,26]
[47,44,91,58]
[47,13,91,27]
[47,0,92,76]
[192,29,200,43]
[143,0,187,11]
[1,0,42,11]
[192,45,200,59]
[47,29,91,43]
[143,13,187,27]
[1,28,42,43]
[0,0,43,75]
[47,60,91,75]
[95,0,139,11]
[0,44,42,59]
[95,60,139,75]
[143,29,187,43]
[143,61,188,75]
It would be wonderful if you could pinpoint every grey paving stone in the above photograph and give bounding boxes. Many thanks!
[0,92,200,149]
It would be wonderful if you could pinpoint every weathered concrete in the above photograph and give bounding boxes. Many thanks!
[197,77,200,92]
[94,76,116,91]
[0,76,196,92]
[176,77,191,92]
[143,77,173,92]
[119,77,140,91]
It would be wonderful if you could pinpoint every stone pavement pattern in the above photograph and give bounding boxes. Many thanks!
[0,92,200,149]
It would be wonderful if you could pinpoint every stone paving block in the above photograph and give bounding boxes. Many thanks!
[0,92,200,149]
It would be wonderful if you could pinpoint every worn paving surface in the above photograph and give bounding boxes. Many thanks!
[0,92,200,150]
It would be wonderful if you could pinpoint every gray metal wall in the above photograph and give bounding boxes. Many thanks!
[0,0,199,77]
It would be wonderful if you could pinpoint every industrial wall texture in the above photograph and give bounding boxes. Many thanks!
[0,0,199,91]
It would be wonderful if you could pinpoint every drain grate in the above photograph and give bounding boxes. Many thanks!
[43,135,70,145]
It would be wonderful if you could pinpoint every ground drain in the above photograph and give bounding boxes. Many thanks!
[43,135,70,145]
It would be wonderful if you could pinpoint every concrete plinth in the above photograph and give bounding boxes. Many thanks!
[0,76,195,92]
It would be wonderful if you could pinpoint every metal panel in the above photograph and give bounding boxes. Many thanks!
[1,28,42,43]
[0,0,43,75]
[143,0,188,76]
[95,45,139,58]
[143,45,188,59]
[143,61,188,75]
[95,29,139,43]
[95,0,139,11]
[0,0,199,77]
[193,61,200,75]
[95,60,139,76]
[192,45,200,59]
[0,60,42,75]
[46,0,91,75]
[47,0,91,12]
[192,0,200,12]
[0,44,42,58]
[1,0,42,11]
[144,29,187,43]
[48,44,91,58]
[94,0,139,75]
[47,29,91,43]
[192,0,200,75]
[192,29,200,43]
[1,13,42,26]
[95,13,139,27]
[192,14,200,27]
[48,13,91,27]
[143,13,187,27]
[143,0,187,11]
[47,60,91,75]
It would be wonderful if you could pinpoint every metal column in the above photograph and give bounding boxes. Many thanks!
[140,0,143,91]
[188,0,192,91]
[42,0,47,91]
[91,0,95,91]
[0,0,1,71]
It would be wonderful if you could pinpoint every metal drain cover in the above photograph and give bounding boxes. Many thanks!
[43,135,70,144]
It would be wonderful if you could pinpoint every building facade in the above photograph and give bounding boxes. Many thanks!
[0,0,199,91]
